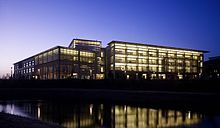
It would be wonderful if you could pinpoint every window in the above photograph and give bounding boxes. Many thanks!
[127,58,137,63]
[149,52,157,57]
[127,66,136,71]
[32,61,35,66]
[149,59,157,64]
[115,57,125,63]
[101,67,104,72]
[186,67,190,73]
[127,50,136,55]
[185,60,190,66]
[168,66,175,72]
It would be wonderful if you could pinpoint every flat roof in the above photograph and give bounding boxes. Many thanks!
[14,45,100,65]
[14,46,62,65]
[68,38,102,47]
[108,40,208,53]
[209,56,220,60]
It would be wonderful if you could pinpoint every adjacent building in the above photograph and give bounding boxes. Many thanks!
[14,39,207,80]
[203,56,220,80]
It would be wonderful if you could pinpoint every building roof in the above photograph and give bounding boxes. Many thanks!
[68,38,102,48]
[13,46,62,65]
[209,56,220,60]
[108,40,208,53]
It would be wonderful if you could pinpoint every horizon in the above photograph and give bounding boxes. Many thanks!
[1,0,220,77]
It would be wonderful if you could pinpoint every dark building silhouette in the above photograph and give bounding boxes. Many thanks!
[203,56,220,80]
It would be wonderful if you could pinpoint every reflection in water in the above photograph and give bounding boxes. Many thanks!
[0,101,203,128]
[112,106,201,128]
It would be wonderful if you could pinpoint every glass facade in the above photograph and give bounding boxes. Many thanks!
[106,41,205,80]
[14,39,206,80]
[69,39,101,52]
[14,39,104,80]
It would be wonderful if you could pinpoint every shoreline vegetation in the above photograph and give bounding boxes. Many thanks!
[0,79,220,92]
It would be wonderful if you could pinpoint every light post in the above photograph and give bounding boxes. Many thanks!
[11,67,13,79]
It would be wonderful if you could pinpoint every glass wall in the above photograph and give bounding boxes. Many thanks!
[32,47,101,80]
[108,41,204,80]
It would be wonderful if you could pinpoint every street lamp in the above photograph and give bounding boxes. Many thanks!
[11,67,13,79]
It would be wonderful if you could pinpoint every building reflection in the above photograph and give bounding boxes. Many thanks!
[0,102,203,128]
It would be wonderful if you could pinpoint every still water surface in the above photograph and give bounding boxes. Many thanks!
[0,100,220,128]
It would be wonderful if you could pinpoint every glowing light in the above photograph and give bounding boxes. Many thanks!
[90,104,93,115]
[38,106,41,118]
[188,111,191,119]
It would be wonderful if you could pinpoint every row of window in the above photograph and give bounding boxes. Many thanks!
[15,68,34,74]
[114,49,202,60]
[22,61,35,68]
[112,42,201,54]
[113,57,201,67]
[113,65,198,73]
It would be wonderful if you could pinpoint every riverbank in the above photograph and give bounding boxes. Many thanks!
[0,79,220,112]
[0,112,62,128]
[0,79,220,92]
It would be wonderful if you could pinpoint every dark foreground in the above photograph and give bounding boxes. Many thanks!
[0,79,220,112]
[0,79,220,128]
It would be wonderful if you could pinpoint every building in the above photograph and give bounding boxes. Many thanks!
[14,39,207,80]
[203,56,220,79]
[14,39,105,80]
[106,41,207,80]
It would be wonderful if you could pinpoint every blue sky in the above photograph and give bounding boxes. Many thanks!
[0,0,220,76]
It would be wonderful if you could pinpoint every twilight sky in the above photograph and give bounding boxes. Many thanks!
[0,0,220,77]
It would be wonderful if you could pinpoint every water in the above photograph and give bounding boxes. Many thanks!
[0,100,220,128]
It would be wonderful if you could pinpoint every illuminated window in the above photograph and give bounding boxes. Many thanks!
[168,53,175,58]
[149,52,157,57]
[185,55,191,59]
[127,66,136,71]
[127,58,137,63]
[149,66,157,72]
[138,51,147,56]
[149,59,157,64]
[159,52,167,57]
[116,49,125,55]
[115,57,125,63]
[185,60,190,66]
[168,66,175,72]
[193,56,198,59]
[101,67,104,72]
[127,50,136,55]
[200,62,203,67]
[138,58,147,64]
[186,67,190,72]
[177,54,184,58]
[115,65,125,71]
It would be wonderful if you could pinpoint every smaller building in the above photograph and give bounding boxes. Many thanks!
[14,39,105,80]
[203,56,220,80]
